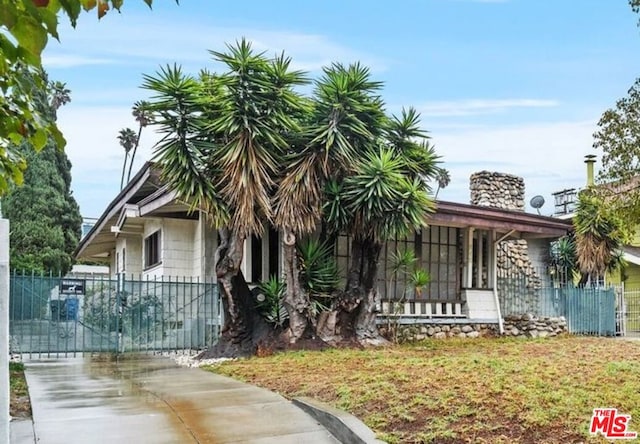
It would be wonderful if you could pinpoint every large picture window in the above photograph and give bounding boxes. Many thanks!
[144,230,161,268]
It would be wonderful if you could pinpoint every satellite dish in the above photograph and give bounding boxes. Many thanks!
[530,195,545,215]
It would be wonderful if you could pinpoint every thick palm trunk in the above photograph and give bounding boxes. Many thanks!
[354,240,383,341]
[320,235,386,345]
[204,228,270,357]
[281,229,310,343]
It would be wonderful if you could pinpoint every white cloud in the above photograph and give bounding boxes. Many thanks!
[47,17,386,73]
[43,54,116,68]
[432,119,598,215]
[419,99,560,117]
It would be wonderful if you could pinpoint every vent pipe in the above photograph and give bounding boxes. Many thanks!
[585,154,596,187]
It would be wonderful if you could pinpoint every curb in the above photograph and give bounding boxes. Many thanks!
[292,397,386,444]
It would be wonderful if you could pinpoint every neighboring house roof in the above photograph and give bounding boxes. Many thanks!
[622,246,640,267]
[76,164,572,261]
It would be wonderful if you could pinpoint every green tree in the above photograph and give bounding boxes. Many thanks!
[3,77,81,274]
[142,41,439,355]
[0,0,164,196]
[593,78,640,225]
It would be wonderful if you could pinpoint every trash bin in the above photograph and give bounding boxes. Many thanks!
[65,298,79,321]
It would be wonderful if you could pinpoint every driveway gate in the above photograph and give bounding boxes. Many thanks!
[620,289,640,337]
[9,272,222,357]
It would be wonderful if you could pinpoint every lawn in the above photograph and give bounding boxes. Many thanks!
[10,362,31,419]
[206,337,640,444]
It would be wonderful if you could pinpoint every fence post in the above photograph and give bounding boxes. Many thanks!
[0,219,10,444]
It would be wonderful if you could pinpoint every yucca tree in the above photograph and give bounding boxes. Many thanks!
[325,146,437,340]
[142,40,307,355]
[274,63,385,342]
[277,64,439,344]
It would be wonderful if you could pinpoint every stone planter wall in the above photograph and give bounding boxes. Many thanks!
[379,323,498,342]
[503,315,567,338]
[378,316,567,342]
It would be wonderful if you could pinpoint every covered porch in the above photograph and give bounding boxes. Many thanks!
[375,201,572,327]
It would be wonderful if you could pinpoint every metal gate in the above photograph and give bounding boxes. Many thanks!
[9,272,222,357]
[620,289,640,337]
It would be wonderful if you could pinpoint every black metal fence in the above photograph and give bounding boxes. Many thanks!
[9,272,222,357]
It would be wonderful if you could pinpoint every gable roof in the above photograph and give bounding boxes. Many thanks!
[76,164,572,261]
[75,162,192,260]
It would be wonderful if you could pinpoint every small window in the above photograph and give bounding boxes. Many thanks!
[144,231,161,268]
[121,248,126,272]
[251,235,262,283]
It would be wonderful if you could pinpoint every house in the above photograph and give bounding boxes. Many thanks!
[76,163,572,335]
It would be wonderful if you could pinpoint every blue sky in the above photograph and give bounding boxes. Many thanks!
[42,0,640,218]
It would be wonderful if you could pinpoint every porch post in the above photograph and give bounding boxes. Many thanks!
[492,230,505,334]
[464,228,474,288]
[1,219,9,443]
[476,231,484,288]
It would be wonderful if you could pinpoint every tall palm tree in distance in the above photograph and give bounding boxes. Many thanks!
[126,100,151,183]
[118,128,137,190]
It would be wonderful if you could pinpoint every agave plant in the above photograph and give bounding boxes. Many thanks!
[256,276,288,328]
[409,269,431,298]
[297,238,340,297]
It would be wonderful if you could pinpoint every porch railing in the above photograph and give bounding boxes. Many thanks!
[380,300,466,318]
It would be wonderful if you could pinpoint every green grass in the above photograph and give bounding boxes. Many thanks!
[205,337,640,443]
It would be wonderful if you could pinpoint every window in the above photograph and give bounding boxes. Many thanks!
[250,234,262,283]
[121,248,126,272]
[144,231,161,268]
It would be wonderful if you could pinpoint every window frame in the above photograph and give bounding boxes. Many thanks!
[144,230,162,269]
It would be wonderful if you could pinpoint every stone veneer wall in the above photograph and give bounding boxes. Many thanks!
[470,171,543,316]
[470,171,525,211]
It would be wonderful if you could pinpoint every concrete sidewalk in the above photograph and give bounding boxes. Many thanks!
[12,355,340,444]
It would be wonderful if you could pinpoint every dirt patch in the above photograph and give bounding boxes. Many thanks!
[206,337,640,443]
[10,362,31,419]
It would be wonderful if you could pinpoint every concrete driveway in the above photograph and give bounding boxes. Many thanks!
[12,355,340,444]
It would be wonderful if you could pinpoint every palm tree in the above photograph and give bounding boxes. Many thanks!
[435,168,451,198]
[126,100,151,183]
[141,40,307,355]
[574,191,628,285]
[117,128,137,190]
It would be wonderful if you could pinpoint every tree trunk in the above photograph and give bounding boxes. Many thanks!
[354,240,384,343]
[281,229,310,343]
[322,235,387,346]
[203,228,270,357]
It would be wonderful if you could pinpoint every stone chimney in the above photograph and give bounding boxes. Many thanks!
[470,171,525,211]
